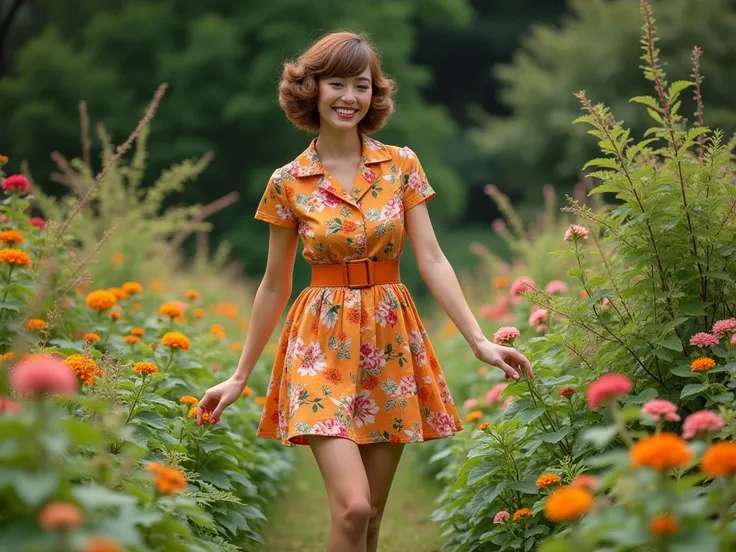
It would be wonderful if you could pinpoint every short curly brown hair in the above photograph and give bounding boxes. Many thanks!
[278,31,396,134]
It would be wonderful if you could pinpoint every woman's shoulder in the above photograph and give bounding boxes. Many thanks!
[363,135,418,165]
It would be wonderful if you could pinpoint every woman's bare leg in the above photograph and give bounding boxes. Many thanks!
[360,443,405,552]
[307,436,372,552]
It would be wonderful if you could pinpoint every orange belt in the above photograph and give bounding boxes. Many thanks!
[310,259,401,289]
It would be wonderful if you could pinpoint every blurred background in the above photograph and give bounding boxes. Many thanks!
[1,0,735,309]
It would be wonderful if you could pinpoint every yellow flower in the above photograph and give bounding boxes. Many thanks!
[255,396,267,406]
[161,332,190,351]
[180,396,199,405]
[210,323,226,340]
[159,302,183,318]
[0,229,24,246]
[631,433,693,472]
[133,362,157,375]
[701,442,736,478]
[536,473,561,488]
[27,318,46,330]
[122,281,143,295]
[107,287,128,301]
[512,508,531,521]
[649,514,677,535]
[131,327,145,337]
[193,308,206,318]
[123,335,140,345]
[690,357,716,372]
[544,486,593,522]
[0,248,31,267]
[185,289,200,300]
[146,462,186,495]
[64,354,103,386]
[466,410,483,422]
[84,333,101,342]
[86,290,116,311]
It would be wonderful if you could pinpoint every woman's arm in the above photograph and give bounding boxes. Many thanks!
[404,203,533,380]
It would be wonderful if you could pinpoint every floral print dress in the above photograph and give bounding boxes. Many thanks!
[254,134,463,446]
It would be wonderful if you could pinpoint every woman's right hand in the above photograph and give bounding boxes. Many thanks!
[196,376,248,425]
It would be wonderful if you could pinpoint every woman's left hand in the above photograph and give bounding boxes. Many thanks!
[473,339,534,381]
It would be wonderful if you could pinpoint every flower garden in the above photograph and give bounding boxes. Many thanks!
[1,3,735,551]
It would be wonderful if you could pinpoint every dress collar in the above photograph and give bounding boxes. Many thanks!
[293,133,392,178]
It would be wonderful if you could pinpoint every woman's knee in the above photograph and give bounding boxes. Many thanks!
[334,495,372,534]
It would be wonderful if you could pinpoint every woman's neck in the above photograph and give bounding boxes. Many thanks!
[315,128,362,164]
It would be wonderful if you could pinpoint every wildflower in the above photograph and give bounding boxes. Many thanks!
[641,399,680,422]
[133,301,143,311]
[560,387,576,397]
[0,154,7,164]
[38,501,83,531]
[466,410,483,422]
[564,224,590,241]
[180,396,199,405]
[528,308,548,326]
[110,311,120,321]
[712,318,736,338]
[485,383,508,405]
[64,354,103,386]
[210,323,226,340]
[689,332,719,348]
[107,287,128,301]
[185,289,200,300]
[86,290,116,311]
[570,474,599,490]
[510,276,535,296]
[463,397,478,410]
[493,511,510,524]
[242,386,253,396]
[649,514,677,536]
[544,486,593,522]
[700,442,736,478]
[536,473,561,488]
[544,280,568,294]
[512,508,531,521]
[255,396,268,406]
[690,357,716,372]
[0,397,21,414]
[631,433,693,472]
[133,362,157,375]
[0,229,24,245]
[82,537,123,552]
[149,342,157,350]
[193,308,206,318]
[26,319,46,331]
[0,248,31,267]
[159,302,183,318]
[111,252,124,266]
[493,326,520,345]
[122,281,143,295]
[601,297,611,310]
[2,174,30,194]
[9,354,77,397]
[230,342,242,352]
[214,302,238,318]
[586,373,632,411]
[131,327,145,337]
[1,352,15,362]
[492,275,510,289]
[146,462,187,495]
[29,217,46,230]
[188,406,209,421]
[478,422,490,431]
[683,410,726,440]
[123,335,140,345]
[161,332,191,351]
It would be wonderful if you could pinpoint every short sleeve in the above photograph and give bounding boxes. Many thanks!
[254,169,298,227]
[400,147,436,212]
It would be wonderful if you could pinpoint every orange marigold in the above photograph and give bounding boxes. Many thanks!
[544,486,593,522]
[512,508,532,521]
[0,229,24,245]
[185,289,200,300]
[210,323,226,340]
[188,405,208,420]
[110,311,120,321]
[111,252,124,266]
[536,473,561,488]
[161,332,190,351]
[64,354,103,386]
[133,362,157,375]
[122,281,143,295]
[1,352,15,362]
[214,302,238,318]
[38,501,83,531]
[193,308,206,318]
[701,442,736,478]
[242,386,253,396]
[131,327,145,337]
[466,410,483,422]
[146,462,187,495]
[123,335,140,344]
[84,333,101,342]
[27,319,46,330]
[478,422,490,431]
[107,287,128,300]
[492,275,511,289]
[230,342,242,352]
[180,396,199,405]
[86,290,116,311]
[690,357,716,372]
[0,248,31,267]
[649,514,677,535]
[631,433,693,472]
[255,396,267,406]
[159,302,183,318]
[82,537,123,552]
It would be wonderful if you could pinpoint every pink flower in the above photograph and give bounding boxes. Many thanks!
[485,383,508,405]
[493,510,510,524]
[492,219,506,233]
[544,280,568,294]
[586,374,632,411]
[29,218,46,230]
[641,399,680,422]
[9,354,78,398]
[528,309,548,326]
[601,297,611,310]
[493,326,520,345]
[0,397,21,414]
[479,304,513,321]
[732,334,736,346]
[570,474,599,491]
[564,224,590,241]
[682,410,725,440]
[712,318,736,338]
[2,174,30,194]
[510,277,536,296]
[560,387,576,397]
[463,397,478,410]
[535,324,547,333]
[689,332,720,348]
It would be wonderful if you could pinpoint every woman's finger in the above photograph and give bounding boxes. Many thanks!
[495,358,520,381]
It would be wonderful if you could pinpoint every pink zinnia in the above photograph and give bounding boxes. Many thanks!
[528,309,548,326]
[485,383,508,405]
[586,374,632,411]
[689,332,720,348]
[493,510,510,524]
[2,174,30,194]
[493,326,520,345]
[535,324,547,333]
[0,397,21,414]
[463,397,478,410]
[29,218,46,230]
[479,304,513,321]
[712,318,736,338]
[510,276,536,296]
[545,280,568,294]
[641,399,680,422]
[564,224,590,241]
[682,410,725,440]
[9,354,78,398]
[570,474,599,490]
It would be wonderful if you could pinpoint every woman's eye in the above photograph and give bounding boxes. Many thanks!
[330,83,342,87]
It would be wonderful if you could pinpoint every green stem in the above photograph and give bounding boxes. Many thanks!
[164,350,175,371]
[720,477,733,529]
[124,374,147,424]
[610,401,634,447]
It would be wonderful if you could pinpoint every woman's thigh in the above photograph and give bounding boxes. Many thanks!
[307,436,372,509]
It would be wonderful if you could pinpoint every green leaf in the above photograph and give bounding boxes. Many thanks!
[467,462,496,486]
[13,472,58,507]
[668,80,693,98]
[655,334,683,351]
[582,157,618,171]
[680,383,710,399]
[539,427,571,443]
[581,425,618,448]
[629,95,658,108]
[508,476,539,494]
[72,484,137,508]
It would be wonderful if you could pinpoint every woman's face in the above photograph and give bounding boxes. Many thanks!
[317,66,373,132]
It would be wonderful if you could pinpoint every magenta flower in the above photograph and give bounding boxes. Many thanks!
[586,374,632,411]
[510,276,536,296]
[29,218,46,230]
[689,332,720,348]
[564,224,590,241]
[641,399,680,422]
[2,174,30,194]
[493,510,510,524]
[493,326,520,345]
[544,280,569,294]
[712,318,736,338]
[682,410,725,440]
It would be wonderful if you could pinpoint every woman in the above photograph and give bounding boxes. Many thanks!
[197,31,533,552]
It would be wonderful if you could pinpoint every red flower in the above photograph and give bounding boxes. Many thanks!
[560,387,576,397]
[29,218,46,230]
[586,374,632,411]
[363,170,376,184]
[2,174,29,194]
[362,376,378,389]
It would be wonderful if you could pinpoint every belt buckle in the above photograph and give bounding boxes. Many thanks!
[343,258,374,288]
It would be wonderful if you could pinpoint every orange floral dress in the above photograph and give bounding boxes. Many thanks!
[253,134,463,446]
